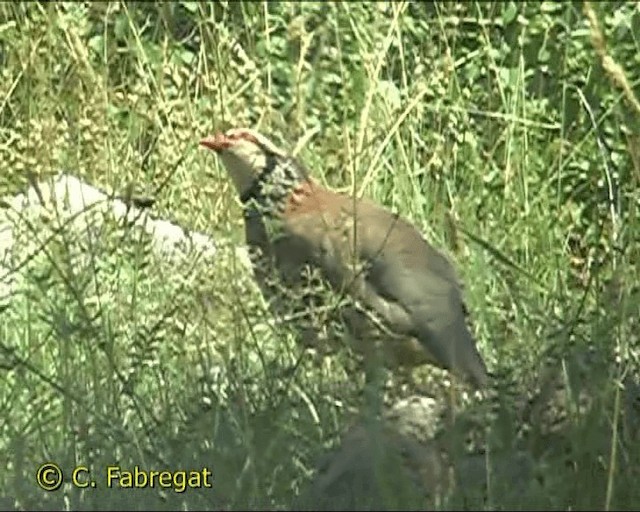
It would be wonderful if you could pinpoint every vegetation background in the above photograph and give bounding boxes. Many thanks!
[0,1,639,510]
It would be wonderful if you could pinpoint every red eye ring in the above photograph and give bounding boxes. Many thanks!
[227,129,259,145]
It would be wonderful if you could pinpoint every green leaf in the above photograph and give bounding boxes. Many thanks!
[377,80,401,112]
[114,14,128,41]
[180,1,198,14]
[180,50,196,65]
[88,35,103,56]
[503,2,518,25]
[0,20,17,37]
[538,45,550,63]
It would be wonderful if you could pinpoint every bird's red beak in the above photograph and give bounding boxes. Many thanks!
[199,132,232,153]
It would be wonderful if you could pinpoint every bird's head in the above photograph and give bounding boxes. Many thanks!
[200,128,290,202]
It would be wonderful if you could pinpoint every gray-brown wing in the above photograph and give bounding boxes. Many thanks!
[354,210,488,387]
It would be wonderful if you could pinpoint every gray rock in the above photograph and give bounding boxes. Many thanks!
[293,395,448,511]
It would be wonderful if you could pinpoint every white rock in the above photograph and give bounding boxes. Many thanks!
[0,172,250,305]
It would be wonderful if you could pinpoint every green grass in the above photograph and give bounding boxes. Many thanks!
[0,1,639,510]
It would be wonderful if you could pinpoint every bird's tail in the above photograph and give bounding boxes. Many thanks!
[416,314,489,390]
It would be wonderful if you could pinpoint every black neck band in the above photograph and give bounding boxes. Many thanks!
[239,153,279,204]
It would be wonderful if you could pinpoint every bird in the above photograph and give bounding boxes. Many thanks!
[199,127,489,389]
